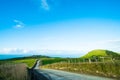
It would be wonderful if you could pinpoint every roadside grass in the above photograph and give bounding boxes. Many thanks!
[0,58,37,80]
[0,63,29,80]
[12,59,36,68]
[41,61,120,79]
[0,59,36,68]
[41,58,68,65]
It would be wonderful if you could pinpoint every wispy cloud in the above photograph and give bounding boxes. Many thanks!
[0,48,18,53]
[13,20,24,29]
[41,0,50,10]
[0,48,31,54]
[88,40,120,52]
[0,48,83,57]
[97,40,120,44]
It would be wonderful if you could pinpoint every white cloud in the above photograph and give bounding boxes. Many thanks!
[0,40,120,55]
[96,40,120,44]
[84,40,120,52]
[0,48,32,54]
[41,0,50,10]
[0,48,17,53]
[13,20,24,29]
[0,48,84,57]
[0,48,82,55]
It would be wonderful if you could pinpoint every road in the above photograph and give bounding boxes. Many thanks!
[34,60,114,80]
[36,69,113,80]
[34,60,40,69]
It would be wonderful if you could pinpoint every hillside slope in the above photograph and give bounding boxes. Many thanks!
[82,49,120,59]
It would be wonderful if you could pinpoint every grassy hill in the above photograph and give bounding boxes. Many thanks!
[0,55,50,67]
[82,49,120,59]
[0,55,67,67]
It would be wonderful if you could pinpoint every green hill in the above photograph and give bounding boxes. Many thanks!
[82,49,120,59]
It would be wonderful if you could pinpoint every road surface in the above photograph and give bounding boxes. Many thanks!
[35,60,114,80]
[36,69,113,80]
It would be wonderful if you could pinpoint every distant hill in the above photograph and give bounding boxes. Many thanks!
[82,49,120,59]
[0,54,50,60]
[8,55,50,60]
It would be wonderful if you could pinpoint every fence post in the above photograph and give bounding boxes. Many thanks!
[89,58,91,63]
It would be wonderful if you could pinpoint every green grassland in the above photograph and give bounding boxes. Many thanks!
[41,49,120,79]
[0,49,120,79]
[0,55,50,67]
[42,62,120,79]
[82,49,120,58]
[81,49,120,62]
[0,55,50,80]
[0,58,36,68]
[1,49,119,67]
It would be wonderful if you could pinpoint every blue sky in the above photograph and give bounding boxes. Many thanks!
[0,0,120,57]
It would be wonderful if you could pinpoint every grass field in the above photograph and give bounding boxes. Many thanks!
[0,49,120,80]
[0,59,36,68]
[0,58,37,80]
[41,61,120,79]
[0,63,29,80]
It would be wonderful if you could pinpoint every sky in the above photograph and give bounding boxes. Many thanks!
[0,0,120,57]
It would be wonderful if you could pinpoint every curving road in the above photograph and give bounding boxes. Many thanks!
[34,60,114,80]
[36,69,114,80]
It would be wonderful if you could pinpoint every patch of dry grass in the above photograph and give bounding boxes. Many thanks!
[41,62,120,79]
[0,63,29,80]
